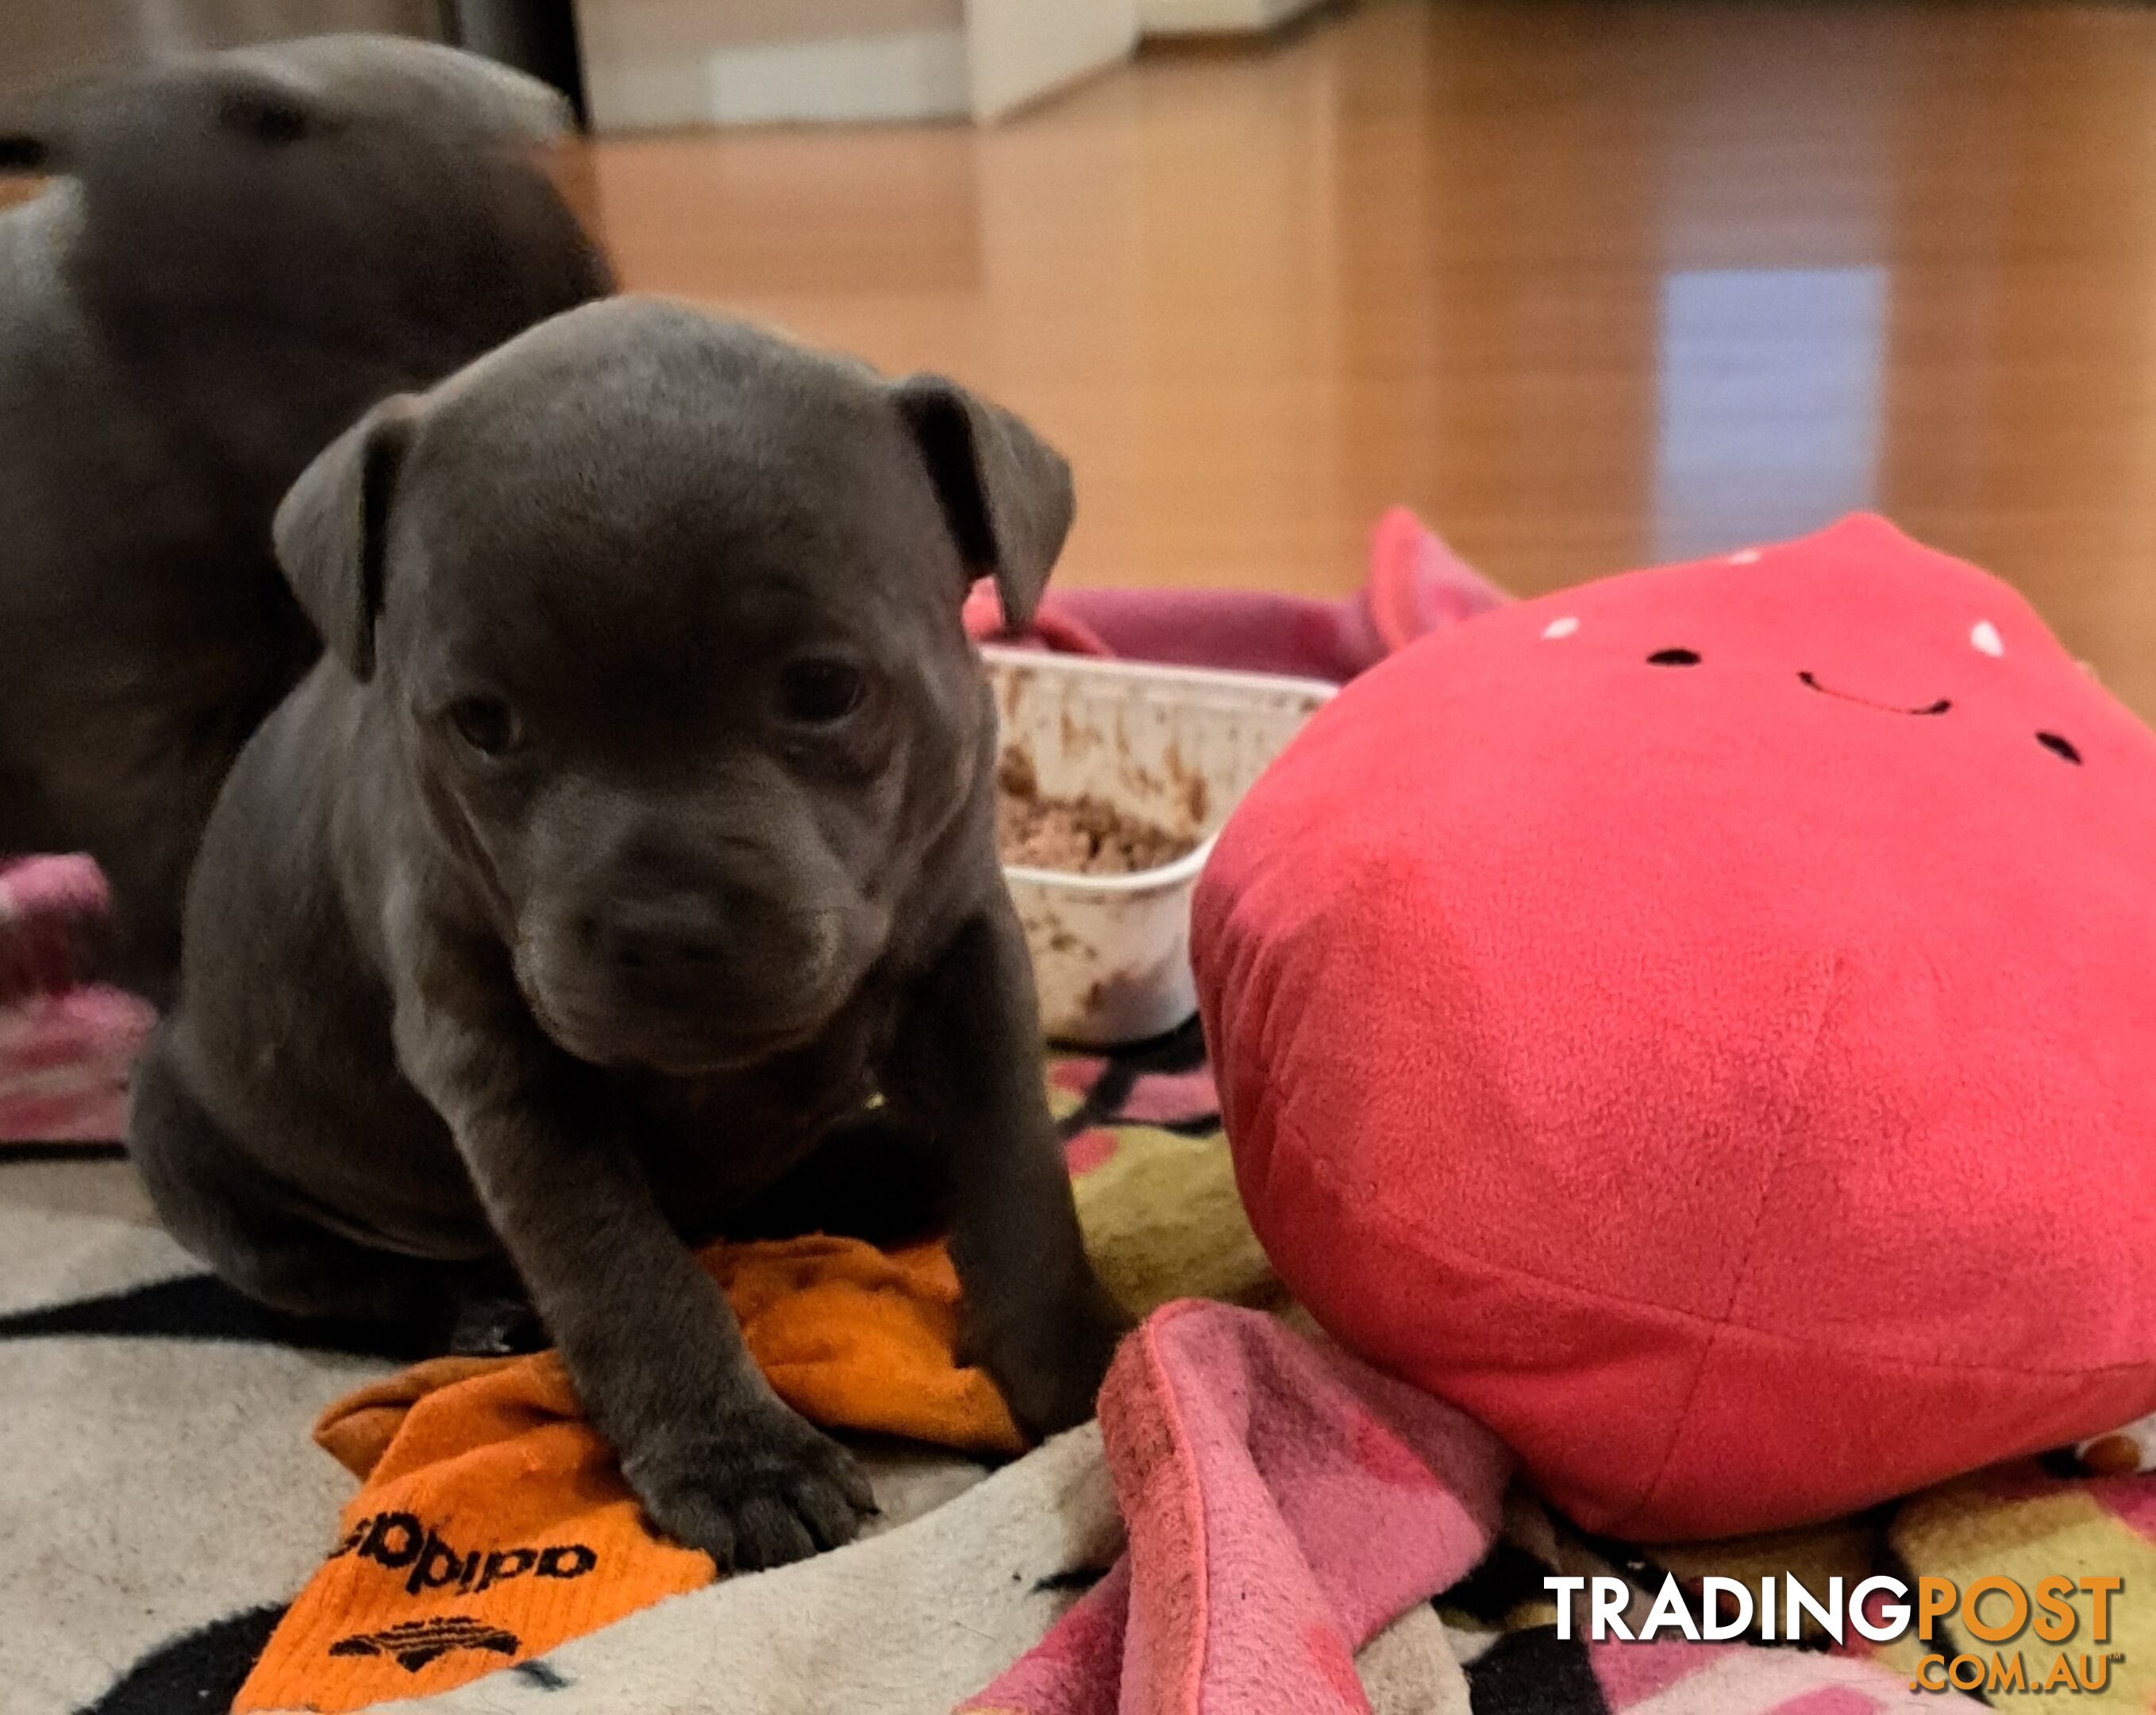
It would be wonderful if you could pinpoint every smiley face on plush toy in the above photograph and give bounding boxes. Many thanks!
[1532,548,2094,773]
[1638,626,2079,757]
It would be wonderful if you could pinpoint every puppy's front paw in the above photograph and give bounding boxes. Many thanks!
[974,1276,1130,1439]
[622,1401,876,1572]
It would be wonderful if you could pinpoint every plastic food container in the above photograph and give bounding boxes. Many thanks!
[984,647,1335,1045]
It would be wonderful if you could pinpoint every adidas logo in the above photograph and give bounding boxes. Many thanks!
[329,1616,520,1672]
[329,1509,599,1597]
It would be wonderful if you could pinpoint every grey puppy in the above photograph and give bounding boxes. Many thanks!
[131,296,1127,1570]
[0,37,610,999]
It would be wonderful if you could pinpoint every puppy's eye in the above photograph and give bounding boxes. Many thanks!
[778,660,867,725]
[1648,648,1702,666]
[2037,730,2083,765]
[447,696,523,757]
[218,89,312,146]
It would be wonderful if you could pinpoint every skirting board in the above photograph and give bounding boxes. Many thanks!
[1140,0,1322,33]
[580,26,971,127]
[575,0,1137,129]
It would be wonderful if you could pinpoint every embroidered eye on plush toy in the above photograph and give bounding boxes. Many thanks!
[1195,514,2156,1539]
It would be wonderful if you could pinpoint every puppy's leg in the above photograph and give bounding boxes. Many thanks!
[391,944,874,1571]
[884,896,1127,1436]
[128,1031,472,1339]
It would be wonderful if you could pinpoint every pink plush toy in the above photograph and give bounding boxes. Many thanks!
[1195,514,2156,1539]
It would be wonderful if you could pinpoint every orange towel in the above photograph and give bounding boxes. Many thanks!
[237,1235,1025,1713]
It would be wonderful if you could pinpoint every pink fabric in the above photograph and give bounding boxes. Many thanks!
[0,854,110,1002]
[1196,514,2156,1539]
[964,1301,1509,1715]
[1112,1067,1219,1127]
[0,857,156,1142]
[962,509,1507,684]
[1588,1646,1940,1714]
[1592,1638,1742,1705]
[964,587,1115,659]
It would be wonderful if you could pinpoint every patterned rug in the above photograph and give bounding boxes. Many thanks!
[1,1028,1279,1713]
[8,1005,2156,1709]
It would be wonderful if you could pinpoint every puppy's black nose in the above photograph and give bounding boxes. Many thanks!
[585,896,733,978]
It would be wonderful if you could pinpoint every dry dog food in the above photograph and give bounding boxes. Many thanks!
[996,751,1198,876]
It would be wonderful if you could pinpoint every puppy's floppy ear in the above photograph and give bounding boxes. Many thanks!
[893,376,1073,631]
[273,395,419,681]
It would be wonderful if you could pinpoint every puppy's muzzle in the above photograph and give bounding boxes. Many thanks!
[583,891,741,985]
[575,883,841,1008]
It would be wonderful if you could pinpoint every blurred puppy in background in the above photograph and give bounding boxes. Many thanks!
[0,35,612,1000]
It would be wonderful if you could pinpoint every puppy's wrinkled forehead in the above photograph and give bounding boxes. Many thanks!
[386,307,961,699]
[275,295,1072,702]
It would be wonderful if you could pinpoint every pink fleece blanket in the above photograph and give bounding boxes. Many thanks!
[963,1301,1989,1715]
[964,1301,1511,1715]
[962,507,1508,680]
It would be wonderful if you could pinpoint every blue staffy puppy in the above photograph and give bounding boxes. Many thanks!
[131,298,1126,1570]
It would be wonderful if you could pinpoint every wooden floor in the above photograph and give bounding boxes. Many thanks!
[575,2,2156,712]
